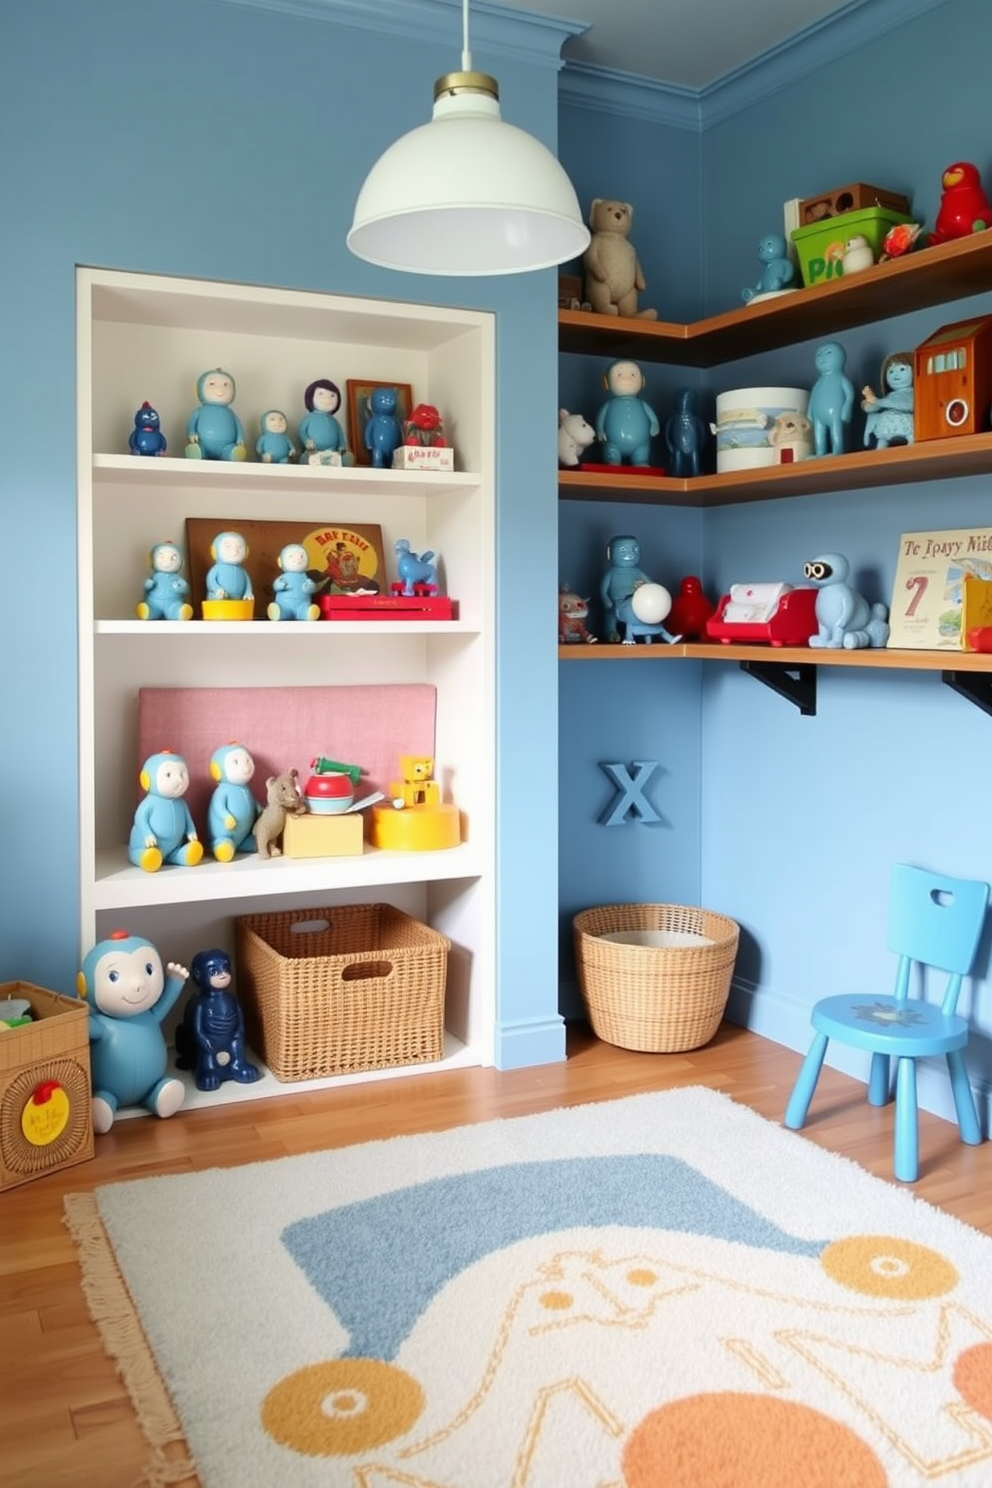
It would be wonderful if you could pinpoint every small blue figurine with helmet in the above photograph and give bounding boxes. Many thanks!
[595,359,660,466]
[208,741,262,860]
[175,948,260,1092]
[185,367,248,461]
[78,929,189,1132]
[136,540,194,621]
[128,749,204,872]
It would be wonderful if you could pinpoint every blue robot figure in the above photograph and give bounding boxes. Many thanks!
[267,542,320,621]
[600,534,679,645]
[299,378,352,464]
[205,530,253,601]
[804,552,890,649]
[364,385,403,469]
[128,750,204,872]
[185,368,248,461]
[174,948,260,1093]
[664,388,708,477]
[741,233,796,303]
[809,341,855,456]
[394,539,437,596]
[595,359,660,466]
[136,541,193,621]
[77,929,189,1132]
[128,400,167,456]
[208,741,262,861]
[256,409,295,464]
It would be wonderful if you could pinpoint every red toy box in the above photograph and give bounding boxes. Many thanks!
[705,583,818,646]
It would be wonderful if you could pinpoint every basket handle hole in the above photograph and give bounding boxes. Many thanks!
[289,918,332,935]
[342,960,394,982]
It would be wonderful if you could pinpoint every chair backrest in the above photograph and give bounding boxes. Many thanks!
[888,864,989,1014]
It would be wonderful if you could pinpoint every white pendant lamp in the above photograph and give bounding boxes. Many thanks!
[347,0,590,276]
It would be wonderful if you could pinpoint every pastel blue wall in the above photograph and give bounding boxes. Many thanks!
[0,0,571,1068]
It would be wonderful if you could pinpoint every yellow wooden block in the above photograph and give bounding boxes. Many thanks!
[282,812,364,858]
[369,802,460,851]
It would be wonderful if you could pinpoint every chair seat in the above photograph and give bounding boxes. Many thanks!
[811,994,969,1057]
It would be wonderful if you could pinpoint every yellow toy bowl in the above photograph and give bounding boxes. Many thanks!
[201,598,255,621]
[370,803,461,851]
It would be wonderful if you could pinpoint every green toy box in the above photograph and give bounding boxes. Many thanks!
[790,206,914,288]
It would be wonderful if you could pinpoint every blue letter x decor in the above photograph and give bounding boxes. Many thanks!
[599,760,662,826]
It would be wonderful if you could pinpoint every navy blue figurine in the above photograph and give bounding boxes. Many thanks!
[364,386,404,469]
[128,400,168,456]
[664,388,707,477]
[809,341,855,456]
[174,948,260,1092]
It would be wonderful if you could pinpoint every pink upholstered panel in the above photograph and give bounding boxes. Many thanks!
[136,685,436,831]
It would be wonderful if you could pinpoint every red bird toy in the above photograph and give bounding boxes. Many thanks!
[668,575,715,641]
[931,161,992,244]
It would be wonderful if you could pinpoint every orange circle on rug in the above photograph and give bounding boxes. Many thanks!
[954,1342,992,1421]
[261,1358,424,1456]
[819,1235,958,1299]
[621,1393,887,1488]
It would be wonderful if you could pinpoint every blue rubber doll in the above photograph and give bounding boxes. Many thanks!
[136,541,193,621]
[185,368,248,461]
[128,401,167,456]
[741,234,796,303]
[364,386,404,469]
[267,542,320,621]
[205,530,253,601]
[174,948,260,1093]
[256,409,295,463]
[809,341,855,456]
[78,929,189,1132]
[595,359,660,466]
[299,378,352,464]
[128,750,203,872]
[208,742,262,861]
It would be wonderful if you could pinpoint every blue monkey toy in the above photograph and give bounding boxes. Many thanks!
[136,541,193,621]
[78,929,189,1132]
[208,742,262,860]
[128,749,203,872]
[175,948,260,1093]
[804,552,890,649]
[185,368,248,461]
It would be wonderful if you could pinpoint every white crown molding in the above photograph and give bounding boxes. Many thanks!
[559,61,701,131]
[212,0,586,71]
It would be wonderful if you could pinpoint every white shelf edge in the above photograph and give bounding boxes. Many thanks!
[92,842,486,911]
[93,452,480,497]
[95,619,481,637]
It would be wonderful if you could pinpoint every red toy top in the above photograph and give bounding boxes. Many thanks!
[932,162,992,245]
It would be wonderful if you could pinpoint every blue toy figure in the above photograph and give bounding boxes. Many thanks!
[256,409,295,464]
[394,539,437,596]
[741,234,796,303]
[128,749,204,872]
[185,368,248,461]
[595,359,660,466]
[600,534,680,645]
[77,929,189,1132]
[208,741,261,861]
[808,341,855,456]
[861,352,915,448]
[364,386,404,469]
[136,541,193,621]
[267,542,320,621]
[174,948,260,1093]
[128,401,167,456]
[804,552,890,649]
[664,388,707,477]
[299,378,353,465]
[206,530,253,601]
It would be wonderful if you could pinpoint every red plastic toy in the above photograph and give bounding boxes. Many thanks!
[706,584,818,646]
[931,162,992,244]
[668,575,715,640]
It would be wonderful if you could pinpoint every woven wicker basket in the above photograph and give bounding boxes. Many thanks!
[573,903,739,1053]
[236,903,449,1081]
[0,981,94,1191]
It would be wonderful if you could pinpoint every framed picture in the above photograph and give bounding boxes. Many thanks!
[346,379,413,467]
[184,518,387,615]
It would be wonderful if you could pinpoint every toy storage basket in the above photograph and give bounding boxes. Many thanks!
[236,903,449,1081]
[0,981,94,1191]
[573,904,740,1053]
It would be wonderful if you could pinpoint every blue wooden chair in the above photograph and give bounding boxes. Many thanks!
[784,864,989,1182]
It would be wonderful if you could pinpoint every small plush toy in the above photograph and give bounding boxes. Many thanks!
[185,368,248,461]
[208,741,262,860]
[78,929,189,1132]
[255,769,306,859]
[557,408,596,468]
[267,542,320,621]
[128,750,203,871]
[256,409,295,464]
[174,948,260,1092]
[582,199,657,320]
[128,401,167,456]
[136,541,194,621]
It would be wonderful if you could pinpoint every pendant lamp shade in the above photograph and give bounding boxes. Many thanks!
[347,71,590,276]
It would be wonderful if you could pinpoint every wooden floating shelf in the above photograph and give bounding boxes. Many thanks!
[558,233,992,366]
[558,642,991,673]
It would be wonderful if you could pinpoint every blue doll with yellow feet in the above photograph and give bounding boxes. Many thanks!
[185,368,248,461]
[128,750,204,871]
[208,742,261,860]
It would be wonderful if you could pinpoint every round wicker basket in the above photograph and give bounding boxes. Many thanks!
[573,903,740,1053]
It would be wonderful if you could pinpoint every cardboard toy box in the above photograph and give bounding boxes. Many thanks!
[282,812,364,858]
[791,206,914,287]
[0,981,94,1190]
[392,444,455,472]
[798,182,911,226]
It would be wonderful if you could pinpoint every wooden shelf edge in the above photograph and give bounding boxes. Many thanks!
[559,642,992,672]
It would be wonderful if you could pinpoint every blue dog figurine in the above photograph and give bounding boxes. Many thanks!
[395,539,437,595]
[804,552,890,649]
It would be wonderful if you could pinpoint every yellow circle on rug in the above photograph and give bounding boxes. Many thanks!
[622,1393,887,1488]
[261,1358,424,1456]
[819,1235,958,1299]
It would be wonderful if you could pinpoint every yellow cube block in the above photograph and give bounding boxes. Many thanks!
[282,812,364,858]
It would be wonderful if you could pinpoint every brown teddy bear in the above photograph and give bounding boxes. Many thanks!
[582,199,657,320]
[255,768,306,858]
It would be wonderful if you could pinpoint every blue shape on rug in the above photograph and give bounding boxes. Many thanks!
[282,1154,824,1360]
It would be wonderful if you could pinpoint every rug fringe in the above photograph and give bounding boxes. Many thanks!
[63,1192,200,1488]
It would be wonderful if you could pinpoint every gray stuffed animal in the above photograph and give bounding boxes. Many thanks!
[254,769,306,858]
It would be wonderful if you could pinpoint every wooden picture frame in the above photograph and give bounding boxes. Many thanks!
[184,518,387,616]
[346,379,414,467]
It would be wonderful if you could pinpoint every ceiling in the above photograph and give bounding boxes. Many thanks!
[495,0,859,90]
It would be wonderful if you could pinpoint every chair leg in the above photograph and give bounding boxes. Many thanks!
[894,1057,919,1182]
[868,1053,891,1106]
[784,1033,828,1130]
[946,1051,982,1146]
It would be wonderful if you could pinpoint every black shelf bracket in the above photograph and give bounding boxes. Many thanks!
[740,659,817,715]
[942,669,992,717]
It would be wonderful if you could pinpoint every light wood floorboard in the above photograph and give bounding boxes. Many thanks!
[1,1022,989,1487]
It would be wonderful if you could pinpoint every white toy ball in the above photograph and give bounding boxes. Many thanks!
[630,582,672,625]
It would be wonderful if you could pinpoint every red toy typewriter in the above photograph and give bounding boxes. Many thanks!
[705,582,817,646]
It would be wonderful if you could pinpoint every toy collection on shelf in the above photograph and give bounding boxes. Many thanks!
[559,161,992,479]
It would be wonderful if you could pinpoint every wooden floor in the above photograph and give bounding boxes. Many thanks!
[2,1021,990,1488]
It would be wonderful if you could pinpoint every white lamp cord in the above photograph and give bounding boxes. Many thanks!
[462,0,472,71]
